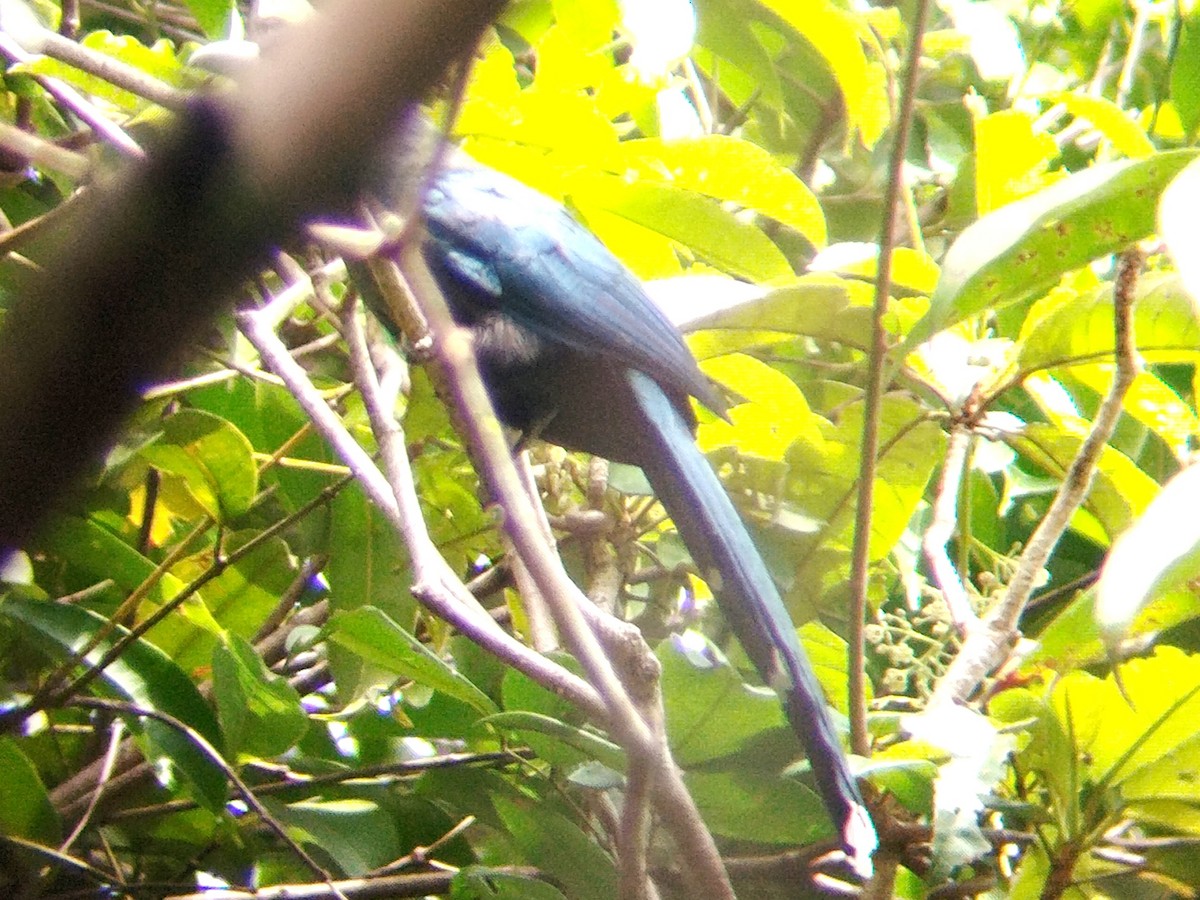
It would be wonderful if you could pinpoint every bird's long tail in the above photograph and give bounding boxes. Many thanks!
[626,371,877,875]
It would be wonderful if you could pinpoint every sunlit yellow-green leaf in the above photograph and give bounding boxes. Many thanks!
[1068,365,1197,457]
[693,0,784,109]
[458,89,621,181]
[1018,274,1200,373]
[1051,93,1155,158]
[1007,417,1158,542]
[1027,587,1200,673]
[1171,12,1200,135]
[1095,464,1200,641]
[915,150,1199,346]
[1050,649,1200,789]
[974,109,1059,214]
[144,534,295,676]
[83,31,187,88]
[669,274,874,354]
[140,409,258,523]
[582,207,684,279]
[612,136,825,246]
[534,0,621,92]
[697,353,823,459]
[569,173,793,281]
[758,0,886,146]
[15,56,141,113]
[790,388,944,562]
[464,36,522,104]
[813,243,940,294]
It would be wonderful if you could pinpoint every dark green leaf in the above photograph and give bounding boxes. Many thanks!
[481,711,625,771]
[0,738,60,842]
[326,607,498,715]
[263,796,400,878]
[212,632,308,759]
[492,793,618,900]
[0,596,227,811]
[686,767,830,844]
[452,866,568,900]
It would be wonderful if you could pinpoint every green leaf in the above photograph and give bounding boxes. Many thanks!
[452,866,568,900]
[1068,365,1198,456]
[697,353,824,460]
[693,0,783,109]
[974,109,1059,214]
[0,596,227,811]
[1018,274,1200,373]
[686,767,830,844]
[325,483,414,695]
[263,797,400,878]
[790,389,945,562]
[913,150,1199,346]
[326,483,412,618]
[181,0,237,38]
[15,59,140,114]
[325,607,499,715]
[32,515,187,607]
[666,274,872,353]
[658,637,784,766]
[570,173,793,281]
[1172,14,1200,135]
[1048,650,1200,791]
[481,711,625,771]
[1008,841,1051,899]
[798,621,864,716]
[1096,465,1200,640]
[1006,421,1158,542]
[757,0,887,146]
[83,31,187,86]
[0,738,60,843]
[1051,93,1155,159]
[1028,587,1200,673]
[613,136,826,245]
[140,409,258,522]
[492,794,618,900]
[857,753,938,816]
[498,659,590,768]
[146,534,297,676]
[212,632,307,759]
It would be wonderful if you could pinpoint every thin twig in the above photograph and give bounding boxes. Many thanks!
[57,717,124,853]
[163,866,545,900]
[0,32,143,157]
[398,247,736,899]
[847,0,931,760]
[71,697,342,892]
[932,246,1145,704]
[242,294,605,717]
[923,423,978,628]
[25,26,187,109]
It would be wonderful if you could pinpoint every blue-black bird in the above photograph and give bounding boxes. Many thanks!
[370,116,876,871]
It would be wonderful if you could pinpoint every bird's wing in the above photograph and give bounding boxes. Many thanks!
[423,163,725,416]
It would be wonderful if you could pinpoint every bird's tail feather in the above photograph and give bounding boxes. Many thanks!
[626,371,876,874]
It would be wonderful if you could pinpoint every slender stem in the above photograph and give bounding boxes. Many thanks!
[847,0,931,758]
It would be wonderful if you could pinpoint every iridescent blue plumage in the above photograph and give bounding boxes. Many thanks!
[373,124,876,872]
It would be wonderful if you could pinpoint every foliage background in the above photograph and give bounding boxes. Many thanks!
[4,0,1200,897]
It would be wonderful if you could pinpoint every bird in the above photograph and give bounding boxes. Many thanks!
[367,114,877,874]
